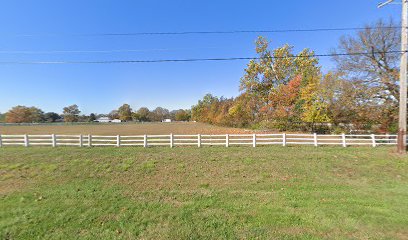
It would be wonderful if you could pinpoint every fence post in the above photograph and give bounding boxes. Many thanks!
[386,133,390,144]
[24,134,29,147]
[52,134,56,147]
[170,133,173,148]
[198,134,201,148]
[0,134,2,147]
[314,133,318,147]
[226,134,229,147]
[282,133,286,147]
[88,134,92,147]
[371,134,376,147]
[342,133,347,147]
[117,135,121,147]
[144,135,148,148]
[79,134,83,147]
[253,134,256,148]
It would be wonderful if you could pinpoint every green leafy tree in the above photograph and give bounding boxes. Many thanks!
[63,104,80,122]
[44,112,61,122]
[118,104,132,121]
[136,107,150,122]
[174,109,191,121]
[89,113,97,122]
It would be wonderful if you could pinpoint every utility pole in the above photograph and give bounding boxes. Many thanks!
[379,0,408,154]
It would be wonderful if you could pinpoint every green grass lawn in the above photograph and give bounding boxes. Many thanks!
[1,146,407,239]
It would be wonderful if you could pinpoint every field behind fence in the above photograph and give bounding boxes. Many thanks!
[0,133,398,148]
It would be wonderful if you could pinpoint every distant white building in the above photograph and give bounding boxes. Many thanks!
[162,119,172,123]
[95,117,111,123]
[95,117,122,123]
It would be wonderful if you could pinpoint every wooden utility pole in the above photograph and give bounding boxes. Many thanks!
[379,0,408,153]
[399,0,408,154]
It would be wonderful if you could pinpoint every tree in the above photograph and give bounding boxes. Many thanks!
[44,112,61,122]
[89,113,97,122]
[262,76,303,130]
[191,94,219,123]
[136,107,150,122]
[63,104,80,122]
[118,104,132,121]
[27,107,45,122]
[174,109,191,121]
[108,110,119,120]
[333,19,399,103]
[227,93,257,127]
[240,37,320,103]
[332,19,400,131]
[5,106,44,123]
[0,113,5,122]
[149,107,170,122]
[299,74,331,131]
[239,36,322,128]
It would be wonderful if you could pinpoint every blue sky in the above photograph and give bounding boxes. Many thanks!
[0,0,399,114]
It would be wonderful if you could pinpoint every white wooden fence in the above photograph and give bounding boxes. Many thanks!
[0,133,397,148]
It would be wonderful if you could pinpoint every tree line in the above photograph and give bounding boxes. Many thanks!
[191,19,400,133]
[1,104,191,123]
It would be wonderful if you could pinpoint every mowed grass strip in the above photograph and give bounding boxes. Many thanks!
[1,146,407,239]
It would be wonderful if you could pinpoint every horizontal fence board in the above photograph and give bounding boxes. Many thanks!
[147,139,170,142]
[286,142,315,145]
[92,144,117,146]
[91,139,116,142]
[120,136,144,138]
[201,135,226,137]
[2,139,25,142]
[229,143,253,145]
[286,138,314,141]
[174,135,198,137]
[174,138,198,141]
[56,135,81,137]
[257,142,284,145]
[2,143,25,145]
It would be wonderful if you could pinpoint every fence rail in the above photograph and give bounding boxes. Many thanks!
[0,133,398,148]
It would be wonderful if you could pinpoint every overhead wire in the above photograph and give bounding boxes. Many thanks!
[0,50,403,65]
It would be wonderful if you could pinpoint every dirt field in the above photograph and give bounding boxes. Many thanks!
[0,122,265,135]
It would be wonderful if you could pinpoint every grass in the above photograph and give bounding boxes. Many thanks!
[1,146,408,239]
[0,122,259,135]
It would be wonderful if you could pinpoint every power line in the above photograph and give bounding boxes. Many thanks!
[0,50,404,65]
[4,26,402,37]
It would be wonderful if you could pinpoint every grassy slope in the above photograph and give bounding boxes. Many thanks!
[1,146,407,239]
